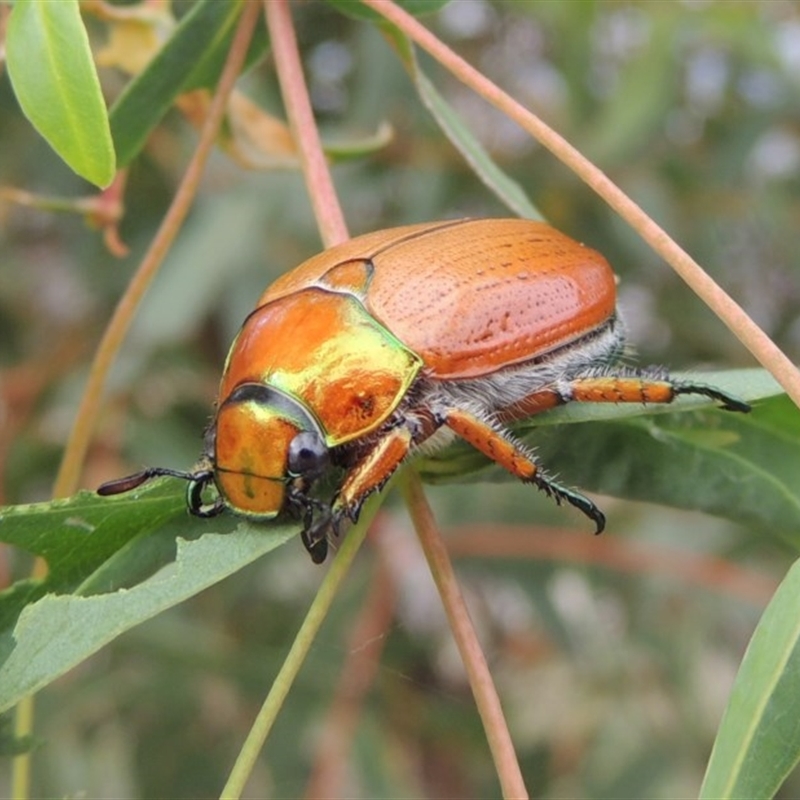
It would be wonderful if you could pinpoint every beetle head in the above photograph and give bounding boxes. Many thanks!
[211,383,329,519]
[98,384,330,525]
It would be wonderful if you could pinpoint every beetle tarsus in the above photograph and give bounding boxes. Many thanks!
[532,474,606,534]
[301,524,329,564]
[673,383,751,414]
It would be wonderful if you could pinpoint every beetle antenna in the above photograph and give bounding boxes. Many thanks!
[97,467,201,497]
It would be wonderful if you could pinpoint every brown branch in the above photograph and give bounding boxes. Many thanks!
[403,473,529,799]
[265,0,348,247]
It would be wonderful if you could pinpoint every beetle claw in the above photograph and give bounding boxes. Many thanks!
[532,474,606,534]
[301,524,329,564]
[329,504,351,536]
[298,499,361,563]
[673,383,751,414]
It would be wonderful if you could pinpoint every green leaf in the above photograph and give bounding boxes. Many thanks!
[109,0,269,167]
[419,369,800,543]
[326,0,450,22]
[0,482,295,712]
[413,67,543,220]
[392,35,542,220]
[5,0,115,187]
[0,370,790,712]
[700,558,800,799]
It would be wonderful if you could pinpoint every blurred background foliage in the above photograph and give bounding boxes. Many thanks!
[1,1,799,797]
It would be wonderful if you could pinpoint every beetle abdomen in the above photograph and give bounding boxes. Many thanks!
[429,313,627,420]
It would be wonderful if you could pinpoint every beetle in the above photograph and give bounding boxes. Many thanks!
[98,218,750,563]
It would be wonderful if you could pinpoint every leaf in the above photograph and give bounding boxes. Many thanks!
[0,370,791,712]
[109,0,269,167]
[0,481,296,712]
[328,1,538,219]
[0,528,294,714]
[5,0,115,187]
[391,33,543,220]
[419,369,800,544]
[700,558,800,799]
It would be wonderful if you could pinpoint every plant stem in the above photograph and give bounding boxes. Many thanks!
[265,0,348,247]
[218,5,359,798]
[302,547,396,798]
[219,502,375,800]
[448,524,778,608]
[10,696,33,800]
[402,472,529,799]
[362,0,800,411]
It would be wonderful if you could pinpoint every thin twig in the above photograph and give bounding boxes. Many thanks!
[303,546,396,799]
[402,473,529,800]
[361,0,800,410]
[265,0,348,247]
[218,4,356,797]
[219,497,379,800]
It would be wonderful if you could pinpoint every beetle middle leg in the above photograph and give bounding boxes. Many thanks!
[442,408,606,532]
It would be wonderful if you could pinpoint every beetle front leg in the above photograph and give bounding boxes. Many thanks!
[332,424,415,529]
[301,518,330,564]
[442,408,606,533]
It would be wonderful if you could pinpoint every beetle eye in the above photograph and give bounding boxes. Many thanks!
[288,431,329,479]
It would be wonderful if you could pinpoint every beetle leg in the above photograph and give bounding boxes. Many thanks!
[442,408,606,533]
[301,522,329,564]
[570,376,750,410]
[285,484,331,563]
[557,372,750,413]
[509,372,750,419]
[332,425,415,526]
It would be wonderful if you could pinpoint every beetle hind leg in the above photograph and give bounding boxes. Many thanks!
[671,380,750,413]
[557,370,750,413]
[442,407,605,533]
[535,477,606,534]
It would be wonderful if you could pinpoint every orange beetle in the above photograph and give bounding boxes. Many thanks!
[99,219,749,562]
